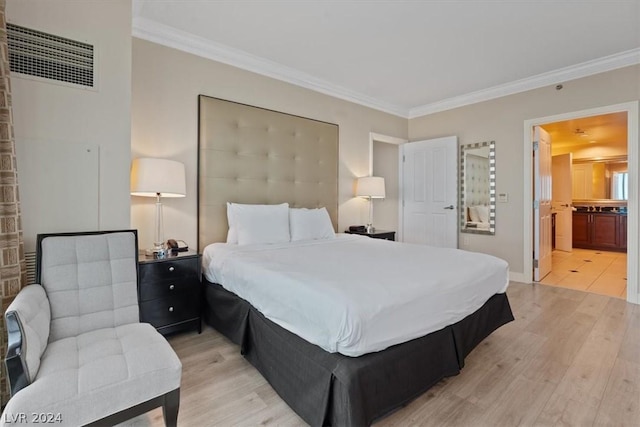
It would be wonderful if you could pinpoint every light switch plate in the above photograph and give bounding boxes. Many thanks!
[498,193,509,203]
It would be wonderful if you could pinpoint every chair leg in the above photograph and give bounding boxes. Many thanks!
[162,388,180,427]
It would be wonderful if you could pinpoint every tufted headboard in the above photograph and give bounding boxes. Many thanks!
[198,96,339,252]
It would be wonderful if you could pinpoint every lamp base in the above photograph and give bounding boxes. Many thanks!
[366,224,375,233]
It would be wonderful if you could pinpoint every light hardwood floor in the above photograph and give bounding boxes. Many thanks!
[129,282,640,426]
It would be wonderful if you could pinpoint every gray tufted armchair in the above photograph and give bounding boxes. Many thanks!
[2,230,182,426]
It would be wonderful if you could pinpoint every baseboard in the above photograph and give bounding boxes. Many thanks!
[509,271,530,284]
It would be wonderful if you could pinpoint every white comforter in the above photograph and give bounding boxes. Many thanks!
[202,234,509,357]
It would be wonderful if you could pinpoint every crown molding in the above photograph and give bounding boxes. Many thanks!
[132,17,409,118]
[408,48,640,119]
[132,17,639,121]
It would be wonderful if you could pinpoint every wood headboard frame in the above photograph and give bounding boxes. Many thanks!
[197,96,339,252]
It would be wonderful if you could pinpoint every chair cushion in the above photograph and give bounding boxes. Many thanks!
[40,232,139,341]
[2,323,181,426]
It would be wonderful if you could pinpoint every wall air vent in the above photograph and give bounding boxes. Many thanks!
[7,23,95,88]
[25,251,36,285]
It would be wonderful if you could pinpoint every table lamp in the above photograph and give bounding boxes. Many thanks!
[355,176,386,233]
[131,157,186,256]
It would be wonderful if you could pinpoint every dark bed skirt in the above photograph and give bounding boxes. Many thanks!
[203,279,514,427]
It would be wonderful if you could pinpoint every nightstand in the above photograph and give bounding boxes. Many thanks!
[138,251,201,335]
[345,229,396,241]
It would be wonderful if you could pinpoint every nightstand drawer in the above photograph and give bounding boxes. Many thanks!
[140,293,200,328]
[139,257,199,282]
[139,277,199,302]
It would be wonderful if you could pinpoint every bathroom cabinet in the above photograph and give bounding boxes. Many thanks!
[572,212,627,252]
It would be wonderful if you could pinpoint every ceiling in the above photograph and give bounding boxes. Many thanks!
[543,112,628,152]
[132,1,640,118]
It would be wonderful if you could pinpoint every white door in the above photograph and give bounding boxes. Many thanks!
[552,153,573,252]
[534,126,553,281]
[402,136,458,248]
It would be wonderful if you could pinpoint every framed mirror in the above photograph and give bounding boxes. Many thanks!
[572,155,628,202]
[460,140,495,235]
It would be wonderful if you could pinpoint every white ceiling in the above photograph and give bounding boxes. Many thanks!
[133,1,640,118]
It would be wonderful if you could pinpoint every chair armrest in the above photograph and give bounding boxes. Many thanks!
[5,310,29,395]
[4,284,51,396]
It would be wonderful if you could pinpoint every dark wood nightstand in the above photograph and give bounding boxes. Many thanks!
[138,251,201,336]
[345,229,396,241]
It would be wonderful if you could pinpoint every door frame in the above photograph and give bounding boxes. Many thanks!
[533,126,553,281]
[523,101,639,304]
[369,132,408,241]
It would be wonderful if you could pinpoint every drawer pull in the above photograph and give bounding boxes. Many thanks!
[168,266,175,272]
[168,306,174,312]
[169,284,175,290]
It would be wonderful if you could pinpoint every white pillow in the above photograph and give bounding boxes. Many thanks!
[476,205,490,223]
[234,203,291,245]
[468,206,480,223]
[289,207,335,241]
[226,202,238,244]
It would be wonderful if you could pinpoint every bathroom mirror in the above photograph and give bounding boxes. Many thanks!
[572,156,628,201]
[460,140,495,235]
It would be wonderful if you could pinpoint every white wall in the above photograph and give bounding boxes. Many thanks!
[8,0,132,252]
[409,64,640,276]
[131,38,407,249]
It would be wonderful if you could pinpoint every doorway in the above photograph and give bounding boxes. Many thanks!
[523,102,639,304]
[369,133,407,240]
[538,113,628,298]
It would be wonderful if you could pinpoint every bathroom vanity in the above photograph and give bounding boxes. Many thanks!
[572,207,627,252]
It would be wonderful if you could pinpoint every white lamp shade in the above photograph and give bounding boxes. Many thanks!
[355,176,385,198]
[130,158,186,198]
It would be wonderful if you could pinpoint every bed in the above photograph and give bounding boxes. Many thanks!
[197,96,514,426]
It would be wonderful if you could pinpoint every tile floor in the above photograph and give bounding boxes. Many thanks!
[539,248,627,298]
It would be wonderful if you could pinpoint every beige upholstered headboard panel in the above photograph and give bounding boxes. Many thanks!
[198,96,339,252]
